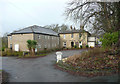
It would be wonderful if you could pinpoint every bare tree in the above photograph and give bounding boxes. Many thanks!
[65,0,120,35]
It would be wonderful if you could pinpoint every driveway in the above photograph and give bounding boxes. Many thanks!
[2,50,118,82]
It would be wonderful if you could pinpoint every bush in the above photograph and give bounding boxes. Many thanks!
[66,48,119,71]
[74,45,77,48]
[80,45,82,48]
[2,51,23,56]
[2,48,5,51]
[86,45,89,48]
[100,32,118,48]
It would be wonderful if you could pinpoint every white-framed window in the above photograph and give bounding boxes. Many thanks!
[71,34,73,38]
[38,45,41,48]
[45,45,47,48]
[63,34,66,39]
[52,36,53,40]
[45,36,47,39]
[10,44,12,49]
[38,35,41,39]
[63,42,66,47]
[48,36,49,39]
[9,36,12,40]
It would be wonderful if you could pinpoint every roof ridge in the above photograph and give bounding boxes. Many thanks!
[30,27,34,32]
[10,25,58,36]
[12,27,30,33]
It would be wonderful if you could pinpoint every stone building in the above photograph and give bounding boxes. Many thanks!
[8,25,59,51]
[59,30,95,48]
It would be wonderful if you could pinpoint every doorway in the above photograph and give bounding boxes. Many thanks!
[71,42,74,48]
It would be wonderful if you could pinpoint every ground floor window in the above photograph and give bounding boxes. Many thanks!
[71,42,74,47]
[10,44,12,50]
[63,42,66,47]
[38,45,41,48]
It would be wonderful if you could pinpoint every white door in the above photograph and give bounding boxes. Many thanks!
[15,44,19,51]
[35,48,37,52]
[79,42,82,48]
[88,42,95,47]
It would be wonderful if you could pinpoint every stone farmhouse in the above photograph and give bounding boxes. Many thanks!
[8,25,59,51]
[59,30,96,48]
[8,25,96,52]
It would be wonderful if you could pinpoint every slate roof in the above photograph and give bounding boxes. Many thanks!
[59,30,90,35]
[8,25,58,36]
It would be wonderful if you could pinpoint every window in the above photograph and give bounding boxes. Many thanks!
[45,36,47,39]
[52,36,54,39]
[48,36,49,39]
[45,45,47,48]
[79,33,82,38]
[71,34,73,38]
[63,34,66,39]
[38,45,41,48]
[38,35,41,39]
[10,44,12,50]
[9,36,12,40]
[63,42,66,47]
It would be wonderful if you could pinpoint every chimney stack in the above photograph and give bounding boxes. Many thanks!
[74,27,76,30]
[80,25,84,31]
[70,25,73,30]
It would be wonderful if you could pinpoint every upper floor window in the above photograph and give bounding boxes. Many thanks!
[45,45,47,48]
[38,35,41,39]
[38,44,41,48]
[63,42,66,47]
[10,44,12,50]
[63,34,66,39]
[52,36,54,39]
[48,36,49,39]
[71,34,73,38]
[9,36,12,40]
[45,36,47,39]
[79,33,82,38]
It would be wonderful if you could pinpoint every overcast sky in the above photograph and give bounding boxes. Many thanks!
[0,0,77,36]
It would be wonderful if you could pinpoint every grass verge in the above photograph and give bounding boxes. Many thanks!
[55,48,120,77]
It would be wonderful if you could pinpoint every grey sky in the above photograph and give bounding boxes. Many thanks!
[0,0,76,36]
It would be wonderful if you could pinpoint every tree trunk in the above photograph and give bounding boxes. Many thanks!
[29,48,32,56]
[33,48,35,56]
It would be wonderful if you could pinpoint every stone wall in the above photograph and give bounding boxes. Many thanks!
[8,33,34,51]
[60,32,88,48]
[34,34,59,51]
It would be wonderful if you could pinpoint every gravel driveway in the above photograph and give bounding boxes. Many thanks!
[2,50,118,82]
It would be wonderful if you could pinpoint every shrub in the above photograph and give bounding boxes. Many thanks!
[2,48,5,51]
[86,45,89,48]
[2,51,23,56]
[44,48,47,50]
[74,45,77,48]
[80,45,82,48]
[2,52,7,56]
[100,32,118,48]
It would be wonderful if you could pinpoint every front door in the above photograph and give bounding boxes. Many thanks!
[15,44,19,51]
[71,42,74,48]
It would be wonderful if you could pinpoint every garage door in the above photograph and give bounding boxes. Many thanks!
[88,42,95,47]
